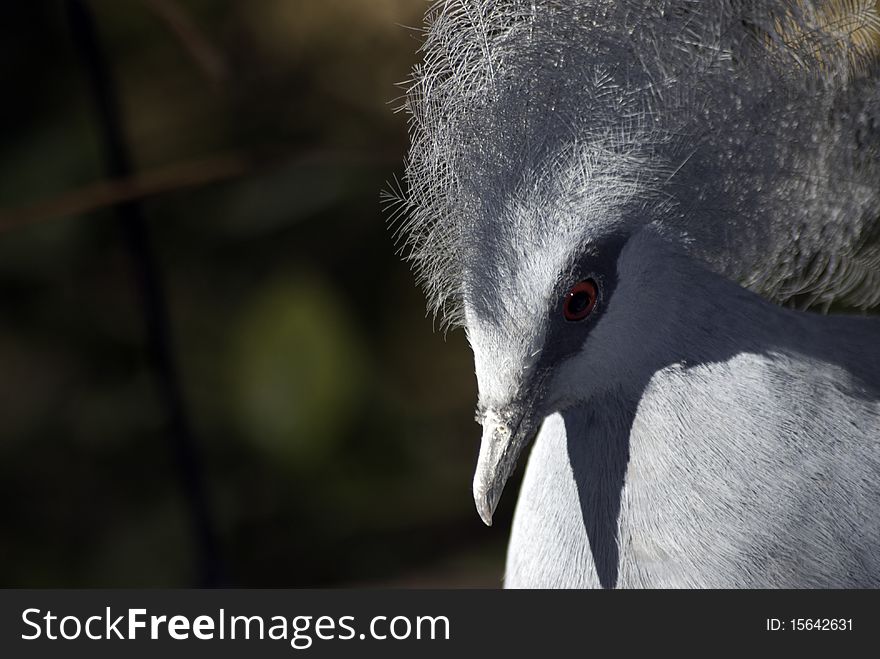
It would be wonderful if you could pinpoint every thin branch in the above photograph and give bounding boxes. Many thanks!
[66,0,223,587]
[0,154,251,232]
[141,0,228,84]
[0,149,403,232]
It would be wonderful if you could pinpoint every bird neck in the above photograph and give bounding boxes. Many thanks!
[656,255,880,391]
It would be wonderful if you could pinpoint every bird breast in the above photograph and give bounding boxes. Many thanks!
[506,349,880,588]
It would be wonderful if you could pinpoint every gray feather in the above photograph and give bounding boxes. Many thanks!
[391,0,880,324]
[505,235,880,588]
[390,0,880,588]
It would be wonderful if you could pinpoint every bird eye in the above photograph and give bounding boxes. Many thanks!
[563,279,598,322]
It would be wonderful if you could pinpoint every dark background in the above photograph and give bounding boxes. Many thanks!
[0,0,516,587]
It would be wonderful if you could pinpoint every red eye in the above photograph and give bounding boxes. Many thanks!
[563,279,598,321]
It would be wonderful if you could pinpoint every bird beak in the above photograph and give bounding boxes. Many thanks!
[473,407,538,526]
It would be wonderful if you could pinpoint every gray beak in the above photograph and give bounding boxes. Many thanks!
[472,408,537,526]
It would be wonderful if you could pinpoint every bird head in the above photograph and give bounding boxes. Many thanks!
[463,192,676,525]
[466,231,621,524]
[391,0,880,525]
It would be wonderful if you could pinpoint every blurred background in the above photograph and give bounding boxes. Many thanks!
[0,0,518,587]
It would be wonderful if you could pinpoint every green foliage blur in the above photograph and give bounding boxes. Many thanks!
[0,0,513,587]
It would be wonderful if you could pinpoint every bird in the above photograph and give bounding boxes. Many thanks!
[387,0,880,587]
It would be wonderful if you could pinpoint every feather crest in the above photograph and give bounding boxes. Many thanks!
[389,0,880,326]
